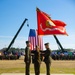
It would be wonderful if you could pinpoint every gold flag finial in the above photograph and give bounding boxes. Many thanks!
[36,7,40,11]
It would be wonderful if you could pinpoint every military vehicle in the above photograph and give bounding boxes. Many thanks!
[0,18,28,60]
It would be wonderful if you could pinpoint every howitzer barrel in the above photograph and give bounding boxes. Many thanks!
[53,35,64,52]
[6,18,28,52]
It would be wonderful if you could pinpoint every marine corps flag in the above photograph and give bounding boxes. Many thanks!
[36,8,68,35]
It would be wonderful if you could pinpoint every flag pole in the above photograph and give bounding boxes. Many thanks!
[53,35,64,52]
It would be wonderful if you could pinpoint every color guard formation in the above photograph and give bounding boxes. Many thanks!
[24,41,51,75]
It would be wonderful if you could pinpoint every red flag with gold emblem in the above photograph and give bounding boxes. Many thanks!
[36,8,68,35]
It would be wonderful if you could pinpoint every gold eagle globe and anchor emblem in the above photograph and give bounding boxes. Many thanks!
[46,20,55,28]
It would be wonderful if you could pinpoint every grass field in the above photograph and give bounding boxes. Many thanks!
[0,58,75,74]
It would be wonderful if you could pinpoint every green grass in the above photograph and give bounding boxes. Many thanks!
[0,68,24,74]
[0,68,75,74]
[0,67,75,74]
[51,68,75,74]
[0,60,75,74]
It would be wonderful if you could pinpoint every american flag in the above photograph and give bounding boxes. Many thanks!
[28,29,43,50]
